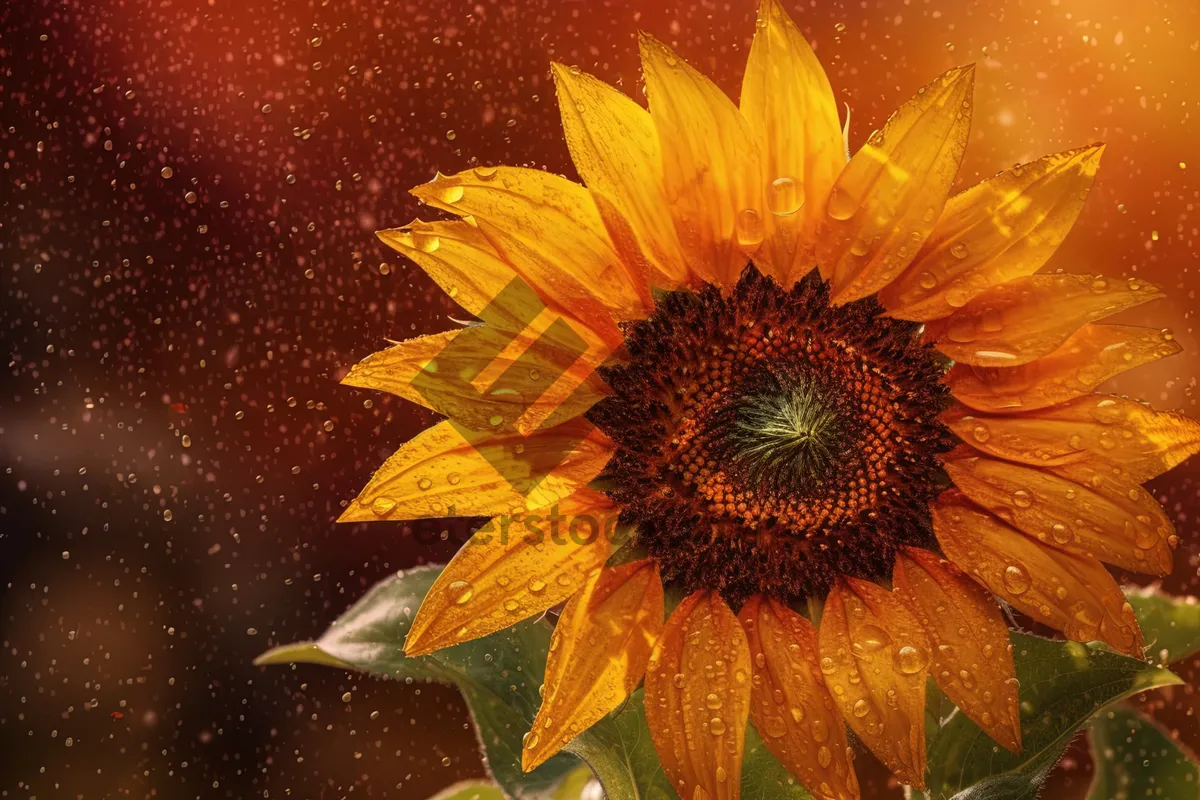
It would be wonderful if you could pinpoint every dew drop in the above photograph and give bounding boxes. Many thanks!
[826,186,858,220]
[735,208,765,252]
[1002,564,1032,595]
[894,644,929,675]
[767,176,803,216]
[449,580,474,604]
[436,183,465,203]
[371,497,397,516]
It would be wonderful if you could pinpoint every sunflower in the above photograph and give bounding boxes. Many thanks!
[340,3,1200,798]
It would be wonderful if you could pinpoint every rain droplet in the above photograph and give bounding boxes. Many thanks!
[767,176,803,216]
[735,208,765,252]
[449,580,474,604]
[895,644,929,675]
[371,497,397,516]
[1003,564,1032,595]
[826,186,858,221]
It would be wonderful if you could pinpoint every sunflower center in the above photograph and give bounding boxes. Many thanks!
[587,265,954,604]
[719,372,845,495]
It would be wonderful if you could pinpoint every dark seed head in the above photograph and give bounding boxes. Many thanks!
[587,264,955,605]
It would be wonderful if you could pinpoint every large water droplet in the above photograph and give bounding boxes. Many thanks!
[894,644,929,675]
[826,186,858,221]
[371,497,397,516]
[767,176,803,216]
[449,580,474,604]
[1002,564,1032,595]
[735,208,765,252]
[851,624,891,658]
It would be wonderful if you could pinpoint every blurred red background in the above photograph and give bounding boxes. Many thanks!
[2,0,1197,797]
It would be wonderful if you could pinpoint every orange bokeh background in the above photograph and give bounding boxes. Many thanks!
[1,1,1197,798]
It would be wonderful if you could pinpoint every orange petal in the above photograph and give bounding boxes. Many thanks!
[740,0,845,284]
[942,395,1200,483]
[892,547,1021,753]
[341,326,610,434]
[933,492,1145,657]
[816,66,974,305]
[403,488,620,656]
[881,145,1105,321]
[739,596,860,800]
[945,324,1182,413]
[926,273,1165,367]
[411,167,650,341]
[640,32,762,288]
[645,591,752,800]
[1047,460,1179,557]
[377,220,521,331]
[550,62,690,290]
[524,559,665,771]
[818,579,929,789]
[943,456,1175,575]
[338,418,613,523]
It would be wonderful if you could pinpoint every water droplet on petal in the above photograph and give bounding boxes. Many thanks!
[1003,564,1032,595]
[767,176,804,216]
[735,208,765,253]
[895,644,929,675]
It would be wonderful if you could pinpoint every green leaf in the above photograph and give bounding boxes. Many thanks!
[1087,706,1200,800]
[258,564,818,800]
[923,632,1180,800]
[254,566,578,799]
[742,724,815,800]
[426,781,507,800]
[1127,584,1200,666]
[424,767,595,800]
[563,690,677,800]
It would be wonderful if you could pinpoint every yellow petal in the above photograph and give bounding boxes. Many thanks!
[523,559,665,771]
[926,273,1165,367]
[1046,461,1178,558]
[550,62,690,289]
[942,396,1200,483]
[376,220,523,331]
[945,324,1182,413]
[341,326,610,433]
[819,578,929,789]
[933,492,1145,657]
[944,456,1175,574]
[411,167,650,341]
[739,596,860,800]
[892,547,1021,753]
[640,32,762,288]
[881,145,1105,320]
[816,66,974,305]
[740,0,845,284]
[403,488,620,656]
[338,419,613,523]
[645,591,752,800]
